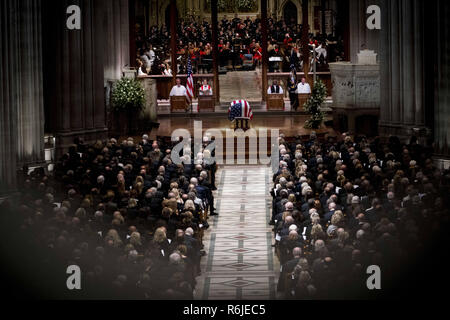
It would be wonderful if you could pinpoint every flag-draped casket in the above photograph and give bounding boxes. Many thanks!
[228,100,253,121]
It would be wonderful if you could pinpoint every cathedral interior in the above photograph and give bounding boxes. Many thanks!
[0,0,449,301]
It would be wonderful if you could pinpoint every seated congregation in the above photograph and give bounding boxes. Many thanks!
[271,133,449,299]
[1,135,217,299]
[1,131,448,299]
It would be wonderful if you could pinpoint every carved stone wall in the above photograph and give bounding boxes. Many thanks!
[139,78,158,122]
[329,61,380,134]
[330,63,379,109]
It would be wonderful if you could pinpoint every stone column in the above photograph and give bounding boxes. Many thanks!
[150,0,157,26]
[378,0,427,141]
[301,0,310,78]
[103,0,130,82]
[0,0,20,194]
[42,0,107,156]
[1,0,46,194]
[349,0,380,63]
[128,0,136,68]
[261,0,268,102]
[170,0,177,84]
[211,0,220,104]
[16,0,45,167]
[432,0,450,169]
[103,0,130,133]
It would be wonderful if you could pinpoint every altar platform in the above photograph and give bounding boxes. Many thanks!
[146,114,335,140]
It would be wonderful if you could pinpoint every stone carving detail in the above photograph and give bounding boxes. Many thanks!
[333,79,355,105]
[329,60,380,110]
[356,79,379,106]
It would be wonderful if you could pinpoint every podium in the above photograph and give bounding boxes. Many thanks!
[297,93,311,110]
[198,95,214,112]
[170,96,187,112]
[267,93,284,110]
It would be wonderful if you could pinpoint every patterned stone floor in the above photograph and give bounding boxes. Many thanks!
[194,165,279,300]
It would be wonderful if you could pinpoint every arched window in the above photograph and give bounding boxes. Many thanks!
[283,1,298,25]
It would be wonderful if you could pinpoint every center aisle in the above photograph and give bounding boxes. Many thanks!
[194,165,279,300]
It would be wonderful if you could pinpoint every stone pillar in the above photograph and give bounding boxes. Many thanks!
[42,0,107,156]
[128,0,136,68]
[103,0,130,133]
[103,0,130,82]
[16,0,45,167]
[211,0,220,103]
[1,0,46,195]
[261,0,268,102]
[301,0,310,78]
[139,78,158,122]
[0,0,20,194]
[170,0,177,84]
[378,0,427,141]
[150,0,158,26]
[349,0,380,63]
[432,0,450,169]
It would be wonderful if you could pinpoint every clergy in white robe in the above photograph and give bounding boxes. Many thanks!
[199,79,212,95]
[296,78,311,94]
[170,78,187,96]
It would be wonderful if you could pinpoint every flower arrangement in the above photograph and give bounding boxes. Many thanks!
[303,79,327,129]
[111,77,145,112]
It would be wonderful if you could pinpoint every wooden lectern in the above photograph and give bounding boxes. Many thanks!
[267,93,284,110]
[297,93,311,110]
[170,96,187,112]
[198,95,214,112]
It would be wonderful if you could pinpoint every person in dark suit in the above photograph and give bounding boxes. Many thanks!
[184,227,201,275]
[277,247,302,293]
[287,68,299,110]
[322,202,337,225]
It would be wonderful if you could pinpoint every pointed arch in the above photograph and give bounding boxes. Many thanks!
[278,0,302,24]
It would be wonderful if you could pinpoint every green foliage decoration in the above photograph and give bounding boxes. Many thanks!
[303,79,327,129]
[111,77,145,112]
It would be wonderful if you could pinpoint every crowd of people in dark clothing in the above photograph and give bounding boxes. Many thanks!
[137,15,344,76]
[271,132,450,299]
[1,129,448,299]
[1,135,218,299]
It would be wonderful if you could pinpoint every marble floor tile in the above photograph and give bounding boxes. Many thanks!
[194,165,280,300]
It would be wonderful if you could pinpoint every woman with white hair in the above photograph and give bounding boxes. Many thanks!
[149,227,170,262]
[105,229,123,248]
[129,231,143,251]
